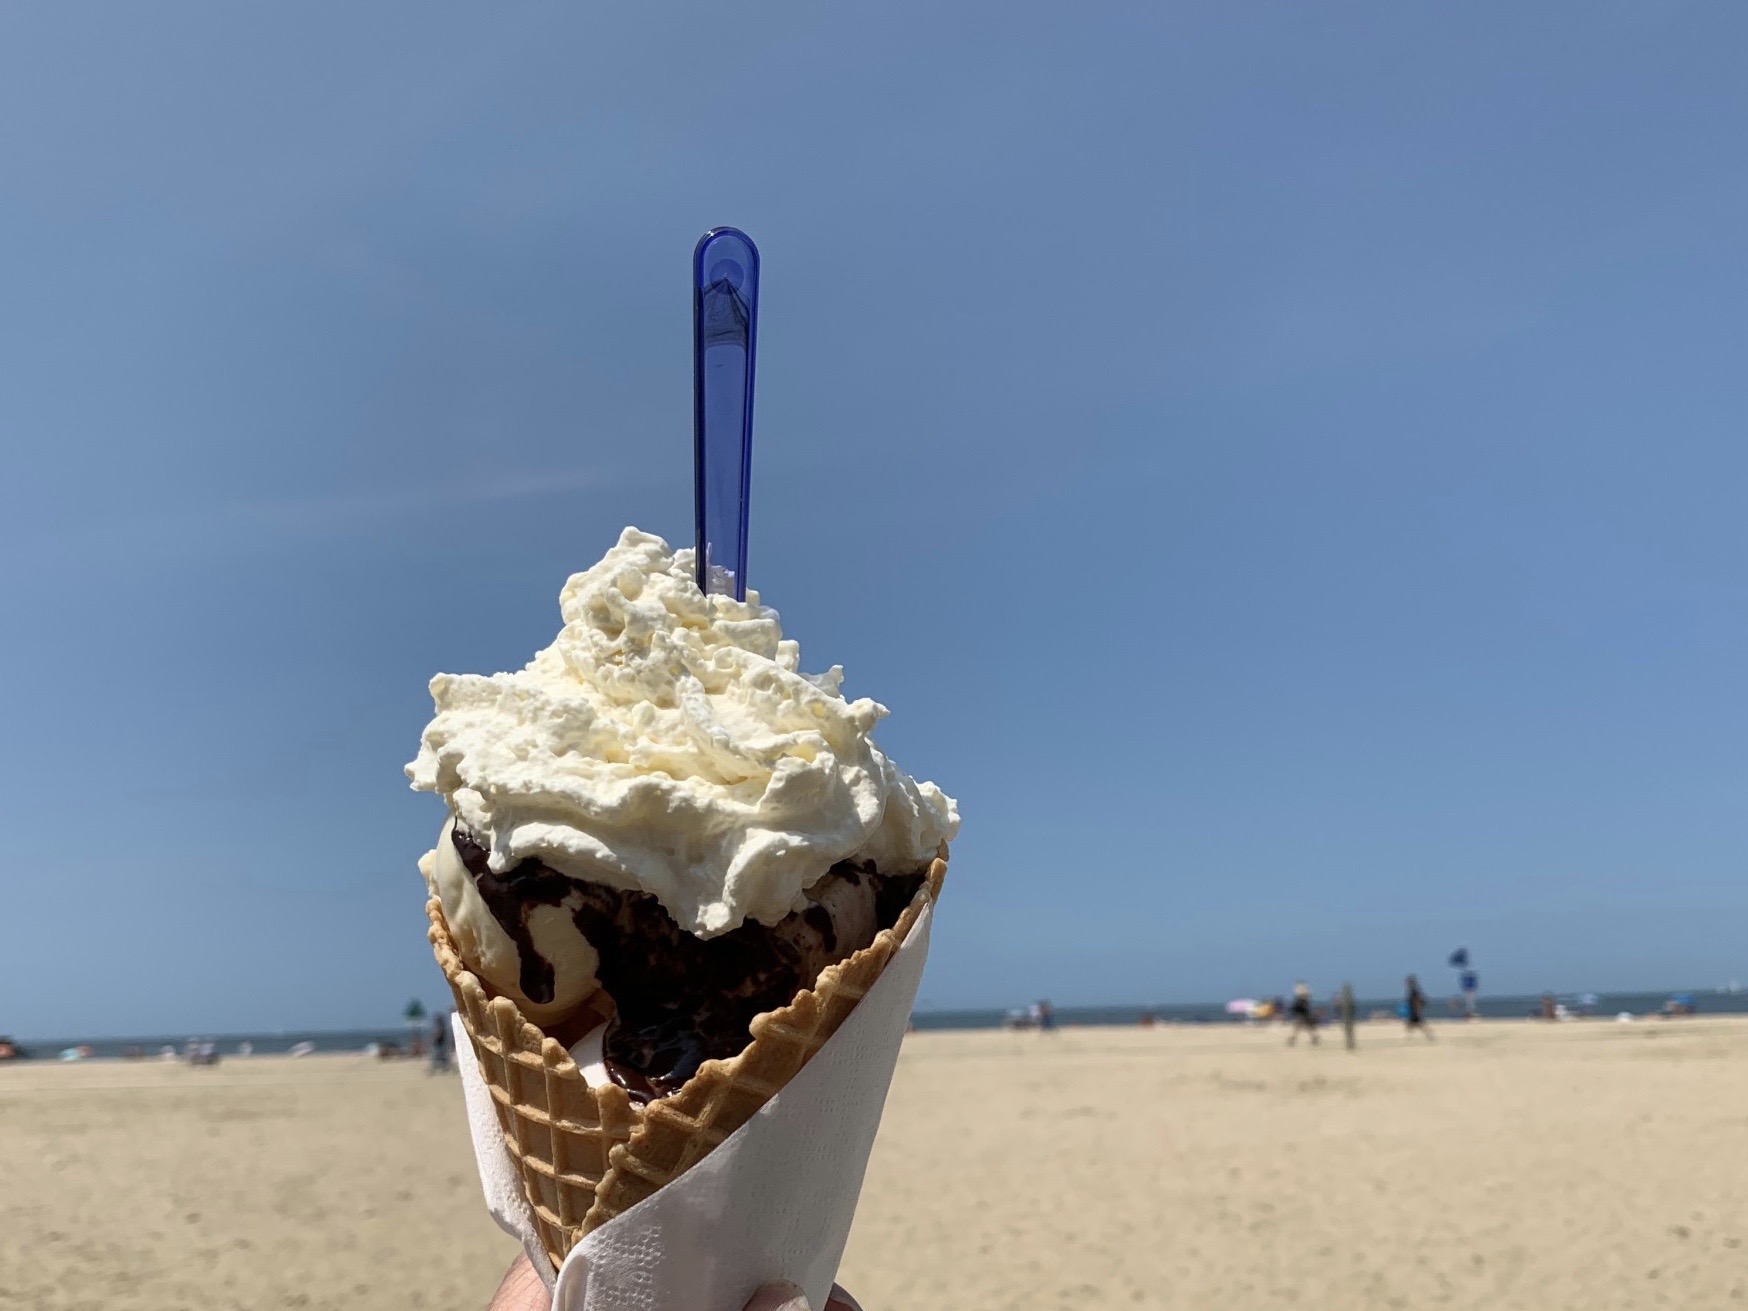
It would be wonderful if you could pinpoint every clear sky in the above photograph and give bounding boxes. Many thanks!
[4,3,1745,1037]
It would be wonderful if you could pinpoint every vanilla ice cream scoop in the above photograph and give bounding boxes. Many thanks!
[434,820,924,1098]
[422,820,605,1024]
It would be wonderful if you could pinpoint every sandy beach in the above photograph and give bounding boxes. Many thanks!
[5,1018,1747,1310]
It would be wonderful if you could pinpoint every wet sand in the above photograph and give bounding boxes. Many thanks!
[5,1018,1747,1309]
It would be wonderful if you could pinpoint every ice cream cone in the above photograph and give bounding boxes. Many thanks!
[429,852,946,1268]
[428,898,632,1266]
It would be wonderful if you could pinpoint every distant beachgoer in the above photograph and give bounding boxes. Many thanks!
[1287,981,1319,1046]
[430,1015,451,1073]
[1036,999,1056,1033]
[1405,975,1434,1040]
[1459,969,1479,1018]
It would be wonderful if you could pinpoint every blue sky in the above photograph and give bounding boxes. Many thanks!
[4,3,1745,1036]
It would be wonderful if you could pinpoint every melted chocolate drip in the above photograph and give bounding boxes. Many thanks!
[459,840,573,1007]
[802,902,836,954]
[450,826,924,1103]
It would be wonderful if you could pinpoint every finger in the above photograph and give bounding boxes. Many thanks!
[824,1286,864,1311]
[743,1282,811,1311]
[487,1252,553,1311]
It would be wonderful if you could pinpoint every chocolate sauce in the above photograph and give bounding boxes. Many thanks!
[450,826,924,1103]
[457,837,574,1007]
[802,902,837,954]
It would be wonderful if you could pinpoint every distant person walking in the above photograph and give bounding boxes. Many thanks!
[1287,981,1319,1046]
[1459,969,1479,1019]
[1405,975,1434,1040]
[1036,999,1056,1034]
[429,1015,451,1073]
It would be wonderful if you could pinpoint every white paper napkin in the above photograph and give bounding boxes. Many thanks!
[455,902,933,1311]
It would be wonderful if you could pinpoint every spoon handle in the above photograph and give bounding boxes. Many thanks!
[693,227,760,600]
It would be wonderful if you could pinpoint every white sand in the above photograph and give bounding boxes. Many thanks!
[6,1019,1748,1309]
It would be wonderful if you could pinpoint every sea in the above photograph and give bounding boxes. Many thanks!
[10,988,1746,1060]
[912,988,1748,1030]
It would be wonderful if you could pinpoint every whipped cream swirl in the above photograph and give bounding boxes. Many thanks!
[407,528,958,937]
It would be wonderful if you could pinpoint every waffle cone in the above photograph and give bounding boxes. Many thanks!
[428,899,634,1266]
[429,852,946,1269]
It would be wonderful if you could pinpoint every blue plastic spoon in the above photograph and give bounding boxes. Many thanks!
[693,227,760,599]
